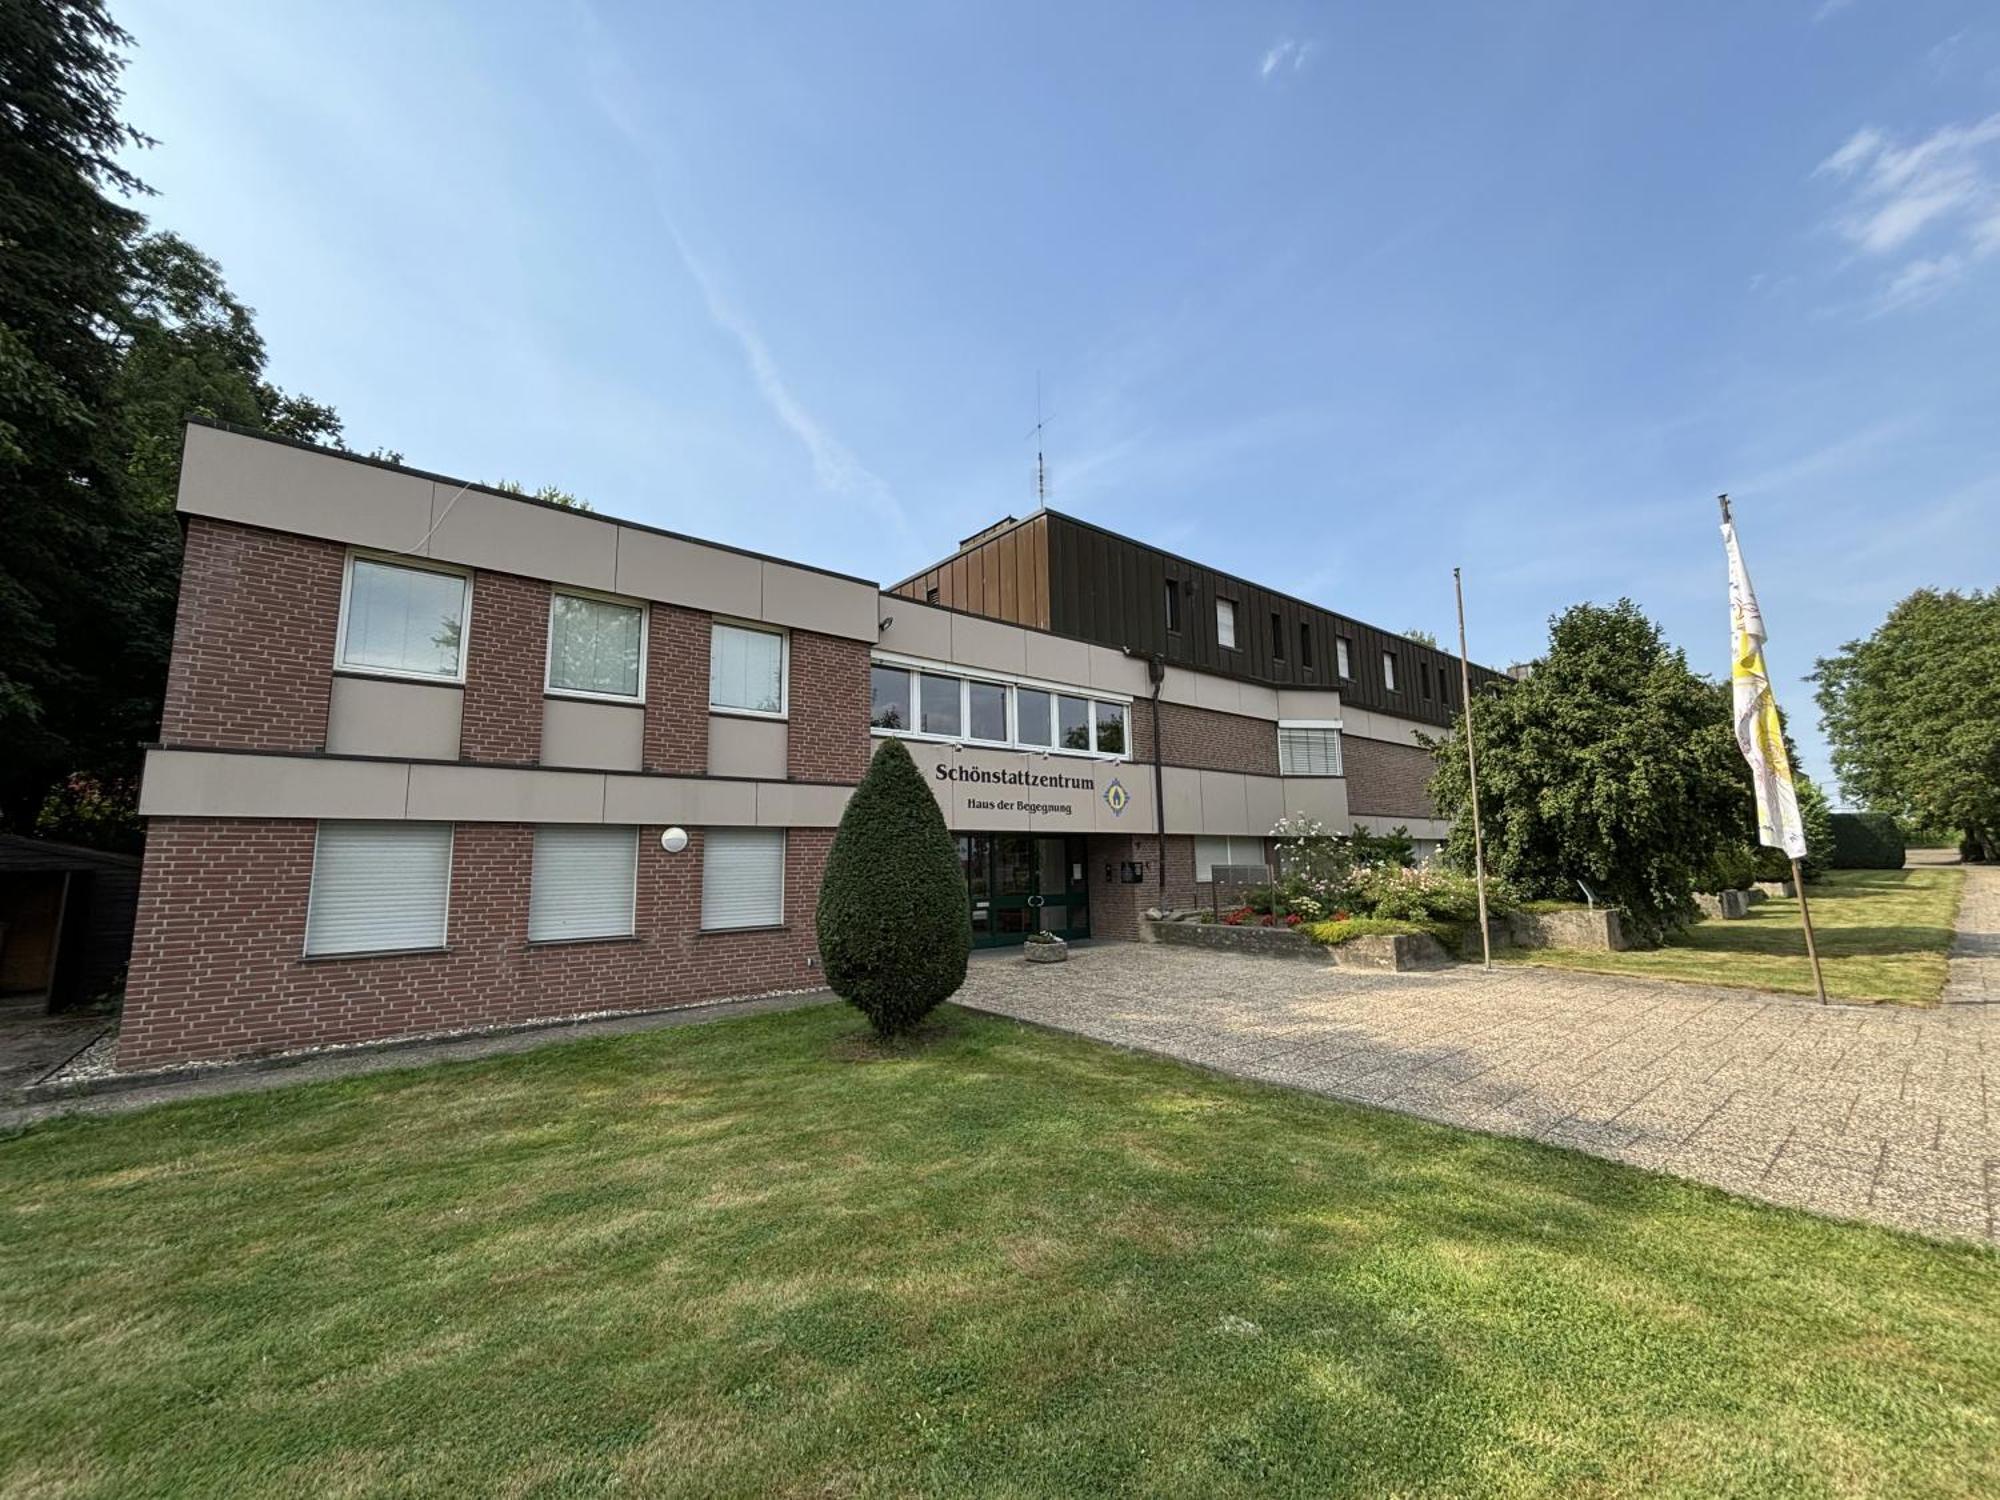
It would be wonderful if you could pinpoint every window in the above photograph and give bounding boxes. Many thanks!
[968,680,1008,742]
[702,829,784,930]
[920,673,962,736]
[337,555,469,682]
[304,822,452,956]
[1058,694,1091,750]
[1383,651,1398,692]
[1271,611,1285,661]
[1420,661,1432,699]
[1164,579,1182,633]
[925,586,940,604]
[1299,623,1314,671]
[528,826,637,942]
[1278,723,1343,776]
[710,621,786,715]
[1016,687,1053,746]
[870,664,911,730]
[1194,835,1266,883]
[547,591,644,700]
[1336,636,1352,679]
[1216,597,1238,650]
[1095,702,1126,755]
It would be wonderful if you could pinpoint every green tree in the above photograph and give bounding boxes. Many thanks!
[0,0,151,823]
[1812,588,2000,862]
[497,479,592,512]
[1403,629,1440,648]
[816,739,970,1039]
[1429,601,1745,944]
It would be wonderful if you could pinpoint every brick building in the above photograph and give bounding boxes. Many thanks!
[123,424,1501,1066]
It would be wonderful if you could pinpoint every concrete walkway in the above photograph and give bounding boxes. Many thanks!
[960,865,2000,1244]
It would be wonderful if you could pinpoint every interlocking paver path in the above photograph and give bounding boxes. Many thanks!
[961,864,1999,1243]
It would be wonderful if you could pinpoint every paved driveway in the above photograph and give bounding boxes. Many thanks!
[959,866,1999,1244]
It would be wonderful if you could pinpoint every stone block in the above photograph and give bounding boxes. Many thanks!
[1504,907,1631,952]
[1695,890,1751,920]
[1754,878,1796,900]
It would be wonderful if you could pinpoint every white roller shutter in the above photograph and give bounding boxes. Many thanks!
[701,829,785,930]
[305,823,453,956]
[529,826,638,942]
[1278,726,1343,776]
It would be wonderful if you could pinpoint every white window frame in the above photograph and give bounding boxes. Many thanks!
[1216,597,1238,651]
[1336,636,1352,679]
[700,828,787,932]
[544,587,649,704]
[1277,720,1345,777]
[708,618,789,719]
[334,550,473,685]
[527,825,640,944]
[964,677,1012,746]
[1382,650,1399,693]
[866,652,1132,762]
[303,821,454,958]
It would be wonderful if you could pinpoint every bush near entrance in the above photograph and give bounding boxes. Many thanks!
[1829,811,1907,870]
[817,738,971,1038]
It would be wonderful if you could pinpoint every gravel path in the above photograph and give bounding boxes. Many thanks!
[960,865,2000,1244]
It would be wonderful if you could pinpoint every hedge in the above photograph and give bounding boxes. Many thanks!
[1827,812,1906,870]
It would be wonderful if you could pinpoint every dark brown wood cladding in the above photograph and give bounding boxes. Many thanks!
[889,510,1503,730]
[889,513,1050,630]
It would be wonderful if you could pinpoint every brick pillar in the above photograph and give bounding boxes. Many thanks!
[787,631,871,782]
[460,572,548,764]
[644,603,709,775]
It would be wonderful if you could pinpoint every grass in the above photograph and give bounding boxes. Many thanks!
[3,1005,1997,1498]
[1502,867,1965,1004]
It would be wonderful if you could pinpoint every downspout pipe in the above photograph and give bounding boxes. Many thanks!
[1148,654,1167,900]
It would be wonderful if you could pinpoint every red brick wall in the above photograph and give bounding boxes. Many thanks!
[1132,701,1279,775]
[788,631,871,782]
[459,572,546,764]
[161,519,342,751]
[119,819,833,1069]
[1344,734,1438,819]
[1086,833,1202,940]
[644,603,709,775]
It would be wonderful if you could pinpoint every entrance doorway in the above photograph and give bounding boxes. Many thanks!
[958,834,1091,948]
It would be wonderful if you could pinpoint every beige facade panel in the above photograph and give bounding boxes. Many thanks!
[906,742,1145,835]
[139,749,411,820]
[424,485,618,593]
[707,715,788,779]
[1022,630,1093,688]
[1161,766,1203,831]
[1340,706,1434,748]
[1279,776,1352,829]
[1085,644,1151,697]
[949,613,1030,677]
[1234,680,1281,721]
[1243,775,1286,837]
[407,764,606,823]
[875,598,953,661]
[612,524,763,619]
[178,424,432,553]
[542,699,645,772]
[602,775,759,827]
[326,676,462,761]
[760,561,879,643]
[752,781,851,828]
[1197,770,1250,835]
[1276,689,1344,721]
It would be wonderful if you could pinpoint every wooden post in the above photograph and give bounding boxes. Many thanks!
[1792,857,1829,1004]
[1454,567,1493,971]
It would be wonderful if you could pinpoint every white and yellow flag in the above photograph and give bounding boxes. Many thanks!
[1723,515,1807,859]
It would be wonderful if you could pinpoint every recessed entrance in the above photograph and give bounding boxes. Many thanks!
[958,833,1091,948]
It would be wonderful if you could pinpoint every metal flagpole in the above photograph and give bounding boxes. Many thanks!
[1454,567,1493,971]
[1718,494,1827,1005]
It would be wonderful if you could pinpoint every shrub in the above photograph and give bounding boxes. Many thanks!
[816,739,971,1039]
[1353,862,1514,925]
[1347,825,1416,868]
[1828,812,1906,869]
[1305,916,1451,947]
[1698,844,1760,894]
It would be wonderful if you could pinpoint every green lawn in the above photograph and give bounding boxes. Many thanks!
[1503,867,1964,1004]
[3,1006,1996,1498]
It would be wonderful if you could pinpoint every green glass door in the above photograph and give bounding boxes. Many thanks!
[960,834,1089,948]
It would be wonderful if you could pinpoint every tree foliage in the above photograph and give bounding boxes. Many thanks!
[1812,588,2000,862]
[1429,601,1748,945]
[816,739,971,1038]
[0,3,342,837]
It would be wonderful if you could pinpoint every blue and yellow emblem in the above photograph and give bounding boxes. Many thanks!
[1102,778,1130,816]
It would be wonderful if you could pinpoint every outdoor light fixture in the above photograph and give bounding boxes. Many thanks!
[879,614,894,630]
[660,827,689,854]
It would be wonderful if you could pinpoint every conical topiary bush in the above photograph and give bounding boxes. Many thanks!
[817,737,971,1038]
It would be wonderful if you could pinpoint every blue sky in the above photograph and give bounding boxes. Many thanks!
[116,1,1999,792]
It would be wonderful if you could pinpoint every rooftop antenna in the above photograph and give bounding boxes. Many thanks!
[1028,372,1051,511]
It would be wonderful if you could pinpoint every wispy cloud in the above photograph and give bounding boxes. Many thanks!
[1258,38,1313,80]
[1813,0,1856,22]
[1814,112,2000,310]
[573,2,908,537]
